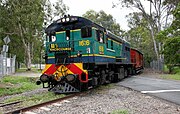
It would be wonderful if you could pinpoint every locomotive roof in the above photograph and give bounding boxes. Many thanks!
[106,31,124,43]
[45,15,126,43]
[45,16,105,34]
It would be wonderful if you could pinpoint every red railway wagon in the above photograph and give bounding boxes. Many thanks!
[130,48,143,73]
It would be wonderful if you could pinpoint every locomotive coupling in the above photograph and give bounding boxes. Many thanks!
[36,80,41,85]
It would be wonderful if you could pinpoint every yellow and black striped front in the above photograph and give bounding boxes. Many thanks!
[42,63,88,83]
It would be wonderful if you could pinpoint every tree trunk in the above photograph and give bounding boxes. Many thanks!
[26,42,32,71]
[18,23,32,71]
[168,65,173,74]
[149,24,159,60]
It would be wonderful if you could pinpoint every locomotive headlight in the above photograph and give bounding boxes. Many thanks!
[66,74,77,82]
[66,17,70,22]
[51,36,56,42]
[62,18,65,22]
[40,74,49,83]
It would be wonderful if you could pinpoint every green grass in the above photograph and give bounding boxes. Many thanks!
[161,65,180,80]
[161,74,180,80]
[0,76,41,96]
[111,109,128,114]
[164,65,180,74]
[172,66,180,74]
[3,92,65,106]
[98,83,115,89]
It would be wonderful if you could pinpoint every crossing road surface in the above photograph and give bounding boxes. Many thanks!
[118,76,180,105]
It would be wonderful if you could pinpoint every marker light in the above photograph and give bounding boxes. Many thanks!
[62,18,65,22]
[66,18,70,22]
[77,51,82,57]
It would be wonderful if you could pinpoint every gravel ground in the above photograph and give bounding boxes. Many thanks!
[1,69,179,114]
[28,85,180,114]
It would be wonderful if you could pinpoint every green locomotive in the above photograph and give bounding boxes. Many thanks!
[37,15,142,93]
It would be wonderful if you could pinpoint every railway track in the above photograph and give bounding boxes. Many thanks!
[3,92,87,114]
[0,101,22,107]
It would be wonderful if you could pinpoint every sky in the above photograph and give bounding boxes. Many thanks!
[52,0,150,30]
[63,0,133,30]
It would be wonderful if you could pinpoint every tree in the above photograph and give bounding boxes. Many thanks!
[0,0,68,70]
[83,10,124,36]
[126,12,156,66]
[157,2,180,73]
[44,0,69,26]
[113,0,178,60]
[0,0,45,70]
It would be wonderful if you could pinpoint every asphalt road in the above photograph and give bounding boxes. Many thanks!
[118,76,180,105]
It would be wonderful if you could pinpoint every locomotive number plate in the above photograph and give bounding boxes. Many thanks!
[79,40,90,46]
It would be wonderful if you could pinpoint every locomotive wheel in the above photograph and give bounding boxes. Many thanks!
[80,82,88,91]
[100,70,106,84]
[124,69,128,77]
[108,71,114,83]
[132,68,136,75]
[128,67,133,76]
[118,67,125,80]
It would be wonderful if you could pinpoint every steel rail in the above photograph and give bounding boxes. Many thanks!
[0,101,22,107]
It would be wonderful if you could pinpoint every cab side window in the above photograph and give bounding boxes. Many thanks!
[111,40,114,50]
[66,30,70,40]
[81,26,92,38]
[96,30,104,43]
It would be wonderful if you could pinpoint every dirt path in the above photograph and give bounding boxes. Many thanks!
[139,68,170,79]
[11,72,41,77]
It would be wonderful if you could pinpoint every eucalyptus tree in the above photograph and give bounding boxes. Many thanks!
[44,0,69,26]
[157,2,180,72]
[83,10,125,36]
[113,0,178,60]
[0,0,68,70]
[126,12,156,66]
[0,0,45,70]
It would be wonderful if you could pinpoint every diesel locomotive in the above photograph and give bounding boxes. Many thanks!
[36,15,143,93]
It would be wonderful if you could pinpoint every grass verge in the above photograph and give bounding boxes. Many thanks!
[162,66,180,80]
[3,92,65,107]
[0,76,41,96]
[161,74,180,80]
[94,83,115,94]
